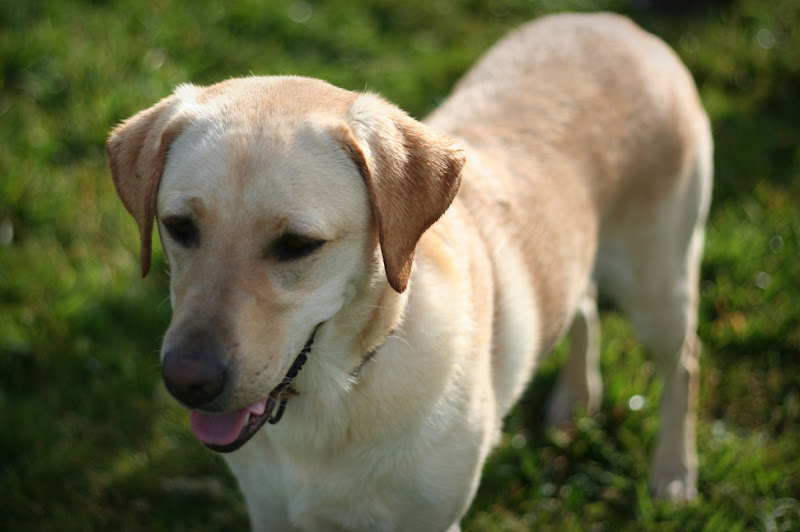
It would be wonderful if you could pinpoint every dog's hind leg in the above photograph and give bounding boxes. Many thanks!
[597,209,705,500]
[630,223,704,501]
[546,284,602,427]
[620,126,711,500]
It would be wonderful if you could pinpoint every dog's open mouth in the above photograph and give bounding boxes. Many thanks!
[187,326,318,454]
[190,395,281,453]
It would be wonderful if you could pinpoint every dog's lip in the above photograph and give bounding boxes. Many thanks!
[188,325,319,453]
[190,395,279,453]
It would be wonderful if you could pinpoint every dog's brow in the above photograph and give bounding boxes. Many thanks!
[281,213,331,239]
[160,194,207,219]
[186,196,207,216]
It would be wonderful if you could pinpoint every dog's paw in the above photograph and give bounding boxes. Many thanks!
[545,387,578,428]
[649,469,698,501]
[545,379,601,428]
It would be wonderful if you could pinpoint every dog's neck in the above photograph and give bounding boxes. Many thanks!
[291,273,408,398]
[348,327,397,380]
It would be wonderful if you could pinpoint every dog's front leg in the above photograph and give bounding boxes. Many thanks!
[546,286,602,427]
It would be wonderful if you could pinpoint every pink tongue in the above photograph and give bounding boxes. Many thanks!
[190,397,270,446]
[190,409,249,446]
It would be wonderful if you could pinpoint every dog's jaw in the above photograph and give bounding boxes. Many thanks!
[191,395,277,452]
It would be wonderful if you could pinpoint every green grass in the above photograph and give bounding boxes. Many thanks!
[2,0,799,530]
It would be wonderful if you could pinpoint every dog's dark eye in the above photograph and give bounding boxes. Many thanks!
[273,234,325,261]
[162,216,199,248]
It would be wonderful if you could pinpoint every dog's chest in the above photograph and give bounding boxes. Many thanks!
[290,449,437,530]
[227,429,429,530]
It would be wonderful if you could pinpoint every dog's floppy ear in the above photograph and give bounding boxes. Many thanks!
[106,87,195,277]
[344,93,465,293]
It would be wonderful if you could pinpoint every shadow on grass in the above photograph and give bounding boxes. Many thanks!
[1,267,246,530]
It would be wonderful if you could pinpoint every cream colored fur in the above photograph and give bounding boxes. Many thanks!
[107,13,712,531]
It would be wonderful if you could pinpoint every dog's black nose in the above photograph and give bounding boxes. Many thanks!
[162,337,227,408]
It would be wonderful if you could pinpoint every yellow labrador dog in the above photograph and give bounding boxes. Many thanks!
[107,12,711,531]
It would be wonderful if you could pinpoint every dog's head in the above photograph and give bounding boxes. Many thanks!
[106,76,463,451]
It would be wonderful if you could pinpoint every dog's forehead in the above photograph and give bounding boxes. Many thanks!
[194,76,358,118]
[158,81,368,235]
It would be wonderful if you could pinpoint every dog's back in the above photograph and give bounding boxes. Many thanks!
[428,12,712,498]
[429,12,708,205]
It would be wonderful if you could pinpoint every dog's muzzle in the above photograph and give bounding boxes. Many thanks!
[162,326,318,453]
